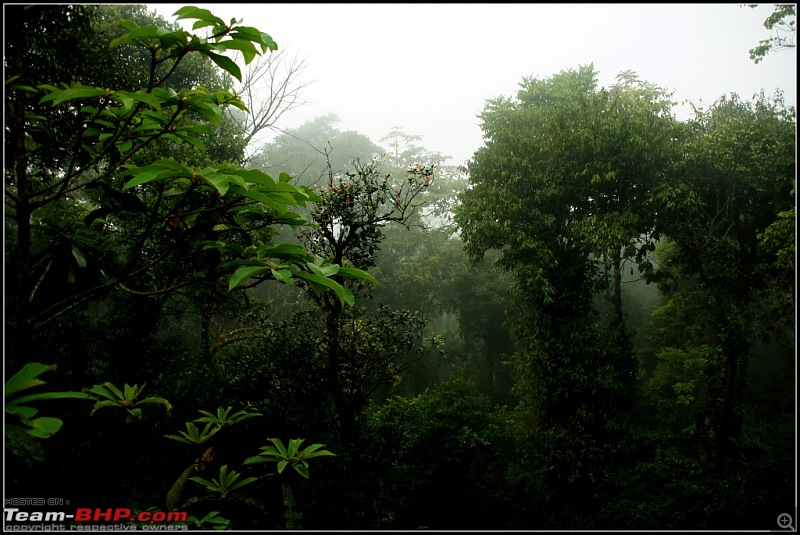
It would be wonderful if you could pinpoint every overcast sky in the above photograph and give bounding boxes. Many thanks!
[150,3,797,165]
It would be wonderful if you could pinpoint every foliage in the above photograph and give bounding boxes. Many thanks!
[650,90,795,472]
[3,4,795,530]
[194,405,263,427]
[457,65,676,326]
[84,382,172,422]
[4,6,341,529]
[455,65,675,523]
[244,438,335,479]
[249,114,384,187]
[166,405,262,445]
[189,464,259,498]
[364,378,523,529]
[302,156,434,271]
[5,4,359,376]
[166,421,222,446]
[185,510,232,530]
[380,126,450,168]
[746,4,796,63]
[5,363,94,435]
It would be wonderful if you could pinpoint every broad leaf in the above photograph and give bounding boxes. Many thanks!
[228,265,270,290]
[26,417,64,439]
[5,363,56,396]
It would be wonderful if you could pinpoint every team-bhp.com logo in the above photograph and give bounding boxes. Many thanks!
[4,506,188,531]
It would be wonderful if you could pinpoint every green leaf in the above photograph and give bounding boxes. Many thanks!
[242,455,276,465]
[201,51,242,82]
[228,265,270,290]
[121,160,191,190]
[292,463,310,479]
[121,169,168,190]
[123,383,138,400]
[271,268,293,283]
[88,400,122,416]
[187,99,224,125]
[294,271,355,306]
[71,246,87,268]
[269,438,288,457]
[287,438,303,457]
[300,446,336,460]
[201,173,229,196]
[230,26,278,52]
[258,445,281,457]
[39,85,106,106]
[174,132,206,150]
[5,363,56,396]
[173,6,225,26]
[139,110,170,126]
[188,476,216,489]
[10,391,95,406]
[136,397,173,411]
[307,261,340,278]
[211,40,259,65]
[227,476,258,492]
[260,244,312,260]
[302,450,336,460]
[26,417,64,439]
[165,434,194,445]
[336,266,379,285]
[85,383,119,401]
[229,169,277,189]
[6,404,38,419]
[226,185,278,208]
[111,90,161,110]
[109,25,162,48]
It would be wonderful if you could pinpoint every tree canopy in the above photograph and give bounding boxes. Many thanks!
[3,5,795,531]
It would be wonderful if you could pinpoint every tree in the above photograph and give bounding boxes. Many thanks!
[5,5,361,373]
[455,65,678,525]
[5,7,378,527]
[440,249,517,396]
[249,114,383,187]
[298,156,435,418]
[649,90,796,475]
[364,378,521,529]
[746,3,796,63]
[232,48,314,161]
[380,126,449,168]
[457,65,675,329]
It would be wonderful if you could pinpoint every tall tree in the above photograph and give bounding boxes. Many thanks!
[650,90,796,474]
[455,65,678,525]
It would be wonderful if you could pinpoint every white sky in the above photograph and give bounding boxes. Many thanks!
[150,3,797,165]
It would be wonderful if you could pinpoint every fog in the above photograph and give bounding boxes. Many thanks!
[151,3,797,163]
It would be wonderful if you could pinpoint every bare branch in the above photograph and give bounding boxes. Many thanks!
[234,48,316,160]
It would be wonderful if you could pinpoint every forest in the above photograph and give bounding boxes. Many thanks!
[4,4,796,531]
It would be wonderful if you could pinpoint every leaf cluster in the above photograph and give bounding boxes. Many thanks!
[244,438,335,479]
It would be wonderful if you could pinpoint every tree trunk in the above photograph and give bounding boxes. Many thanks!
[9,40,33,367]
[717,326,748,457]
[612,252,623,327]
